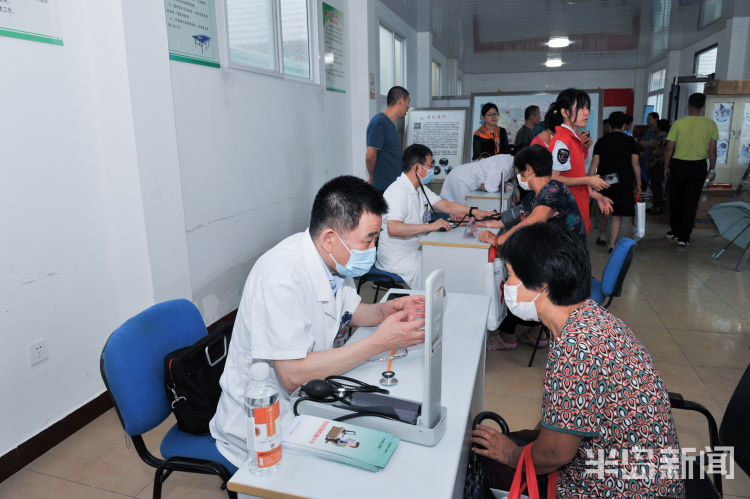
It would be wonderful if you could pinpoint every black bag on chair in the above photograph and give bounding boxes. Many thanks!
[464,411,510,499]
[163,321,233,434]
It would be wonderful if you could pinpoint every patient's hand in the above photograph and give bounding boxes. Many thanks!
[478,230,498,246]
[471,425,518,466]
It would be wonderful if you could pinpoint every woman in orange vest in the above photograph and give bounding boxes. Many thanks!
[473,102,510,160]
[548,89,612,231]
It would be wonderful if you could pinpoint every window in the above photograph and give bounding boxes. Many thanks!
[647,68,666,116]
[379,25,405,95]
[431,60,441,97]
[226,0,316,81]
[698,0,722,29]
[457,77,463,96]
[694,45,718,76]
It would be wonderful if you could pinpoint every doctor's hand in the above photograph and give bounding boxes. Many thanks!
[382,294,425,322]
[430,218,451,232]
[471,425,518,466]
[372,310,425,351]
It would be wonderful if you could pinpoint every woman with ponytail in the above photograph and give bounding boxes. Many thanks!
[548,89,612,231]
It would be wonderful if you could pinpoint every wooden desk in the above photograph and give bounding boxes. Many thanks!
[228,293,489,499]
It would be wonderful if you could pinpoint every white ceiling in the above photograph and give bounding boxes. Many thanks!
[380,0,748,73]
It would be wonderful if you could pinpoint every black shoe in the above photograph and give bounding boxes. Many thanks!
[666,232,677,240]
[608,247,613,254]
[596,237,607,246]
[677,240,690,247]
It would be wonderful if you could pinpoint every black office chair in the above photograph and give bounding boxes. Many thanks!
[356,265,405,302]
[669,361,750,498]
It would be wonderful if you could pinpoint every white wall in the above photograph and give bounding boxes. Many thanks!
[465,69,638,95]
[0,1,155,455]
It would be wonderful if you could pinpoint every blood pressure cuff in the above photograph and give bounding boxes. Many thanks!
[501,205,524,229]
[349,392,421,425]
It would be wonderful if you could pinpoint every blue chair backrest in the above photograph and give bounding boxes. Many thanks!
[601,238,636,297]
[100,299,207,436]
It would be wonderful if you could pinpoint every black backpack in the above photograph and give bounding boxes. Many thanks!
[164,321,233,434]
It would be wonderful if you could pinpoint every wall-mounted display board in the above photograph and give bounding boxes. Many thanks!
[0,0,63,46]
[468,90,602,158]
[322,3,345,93]
[404,108,469,178]
[165,0,219,68]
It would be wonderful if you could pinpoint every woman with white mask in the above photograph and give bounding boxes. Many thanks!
[470,223,684,498]
[477,145,587,350]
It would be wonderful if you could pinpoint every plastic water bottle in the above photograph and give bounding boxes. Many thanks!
[244,362,282,474]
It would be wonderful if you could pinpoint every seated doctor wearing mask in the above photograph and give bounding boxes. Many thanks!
[376,143,495,289]
[210,175,427,468]
[439,154,515,205]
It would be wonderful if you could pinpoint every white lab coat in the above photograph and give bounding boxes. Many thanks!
[440,154,515,204]
[376,173,442,289]
[209,229,362,467]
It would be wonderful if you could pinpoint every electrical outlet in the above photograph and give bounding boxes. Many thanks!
[28,339,49,365]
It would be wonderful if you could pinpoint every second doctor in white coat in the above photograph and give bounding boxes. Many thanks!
[210,176,426,467]
[440,154,515,204]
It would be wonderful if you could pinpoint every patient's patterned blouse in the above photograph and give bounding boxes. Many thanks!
[542,299,685,498]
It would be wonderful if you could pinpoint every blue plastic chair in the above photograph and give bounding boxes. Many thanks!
[100,299,238,499]
[356,264,406,301]
[590,238,636,308]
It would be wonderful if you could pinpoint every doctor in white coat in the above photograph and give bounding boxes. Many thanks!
[440,154,515,204]
[210,176,426,467]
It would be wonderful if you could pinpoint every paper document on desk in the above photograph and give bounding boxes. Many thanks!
[282,415,399,471]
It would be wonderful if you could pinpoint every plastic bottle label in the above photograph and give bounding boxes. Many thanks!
[251,399,282,468]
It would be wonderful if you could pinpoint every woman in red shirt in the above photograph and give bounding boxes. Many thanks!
[548,89,612,231]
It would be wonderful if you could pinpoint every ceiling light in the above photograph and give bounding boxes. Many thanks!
[545,58,563,68]
[548,37,571,48]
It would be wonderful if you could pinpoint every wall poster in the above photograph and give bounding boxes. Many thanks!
[0,0,63,46]
[165,0,219,68]
[322,3,345,93]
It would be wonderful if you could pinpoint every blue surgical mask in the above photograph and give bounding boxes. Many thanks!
[419,164,435,185]
[330,232,376,277]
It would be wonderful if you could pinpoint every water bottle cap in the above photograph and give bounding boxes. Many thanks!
[250,362,270,381]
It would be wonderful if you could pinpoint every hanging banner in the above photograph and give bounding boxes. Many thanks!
[322,3,345,93]
[0,0,63,46]
[165,0,219,68]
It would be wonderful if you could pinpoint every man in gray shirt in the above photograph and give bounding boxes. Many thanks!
[514,105,541,149]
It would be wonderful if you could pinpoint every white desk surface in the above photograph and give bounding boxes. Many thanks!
[418,227,498,249]
[228,292,490,499]
[465,190,501,200]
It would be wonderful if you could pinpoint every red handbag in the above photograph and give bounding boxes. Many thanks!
[508,443,557,499]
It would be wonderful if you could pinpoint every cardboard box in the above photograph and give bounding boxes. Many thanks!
[704,79,750,95]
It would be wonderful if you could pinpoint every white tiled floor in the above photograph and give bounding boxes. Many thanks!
[1,216,748,498]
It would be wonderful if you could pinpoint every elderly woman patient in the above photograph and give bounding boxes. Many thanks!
[472,223,684,498]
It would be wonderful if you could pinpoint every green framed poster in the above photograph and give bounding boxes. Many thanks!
[0,0,63,46]
[322,3,345,93]
[164,0,219,68]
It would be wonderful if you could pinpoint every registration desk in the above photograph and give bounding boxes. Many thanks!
[228,292,490,499]
[419,228,498,296]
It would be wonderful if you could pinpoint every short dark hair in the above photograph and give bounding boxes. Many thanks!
[657,118,671,133]
[648,112,659,120]
[688,92,706,109]
[543,102,564,132]
[608,111,627,129]
[386,86,409,107]
[500,223,591,306]
[524,105,540,120]
[514,145,552,177]
[402,143,432,173]
[553,88,591,125]
[481,102,499,117]
[309,176,388,238]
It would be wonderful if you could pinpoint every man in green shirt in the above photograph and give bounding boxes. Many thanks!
[664,93,718,246]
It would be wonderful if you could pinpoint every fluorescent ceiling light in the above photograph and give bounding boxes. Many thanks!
[545,58,563,68]
[548,37,571,48]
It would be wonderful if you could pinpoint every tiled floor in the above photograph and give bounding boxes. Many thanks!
[1,216,748,498]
